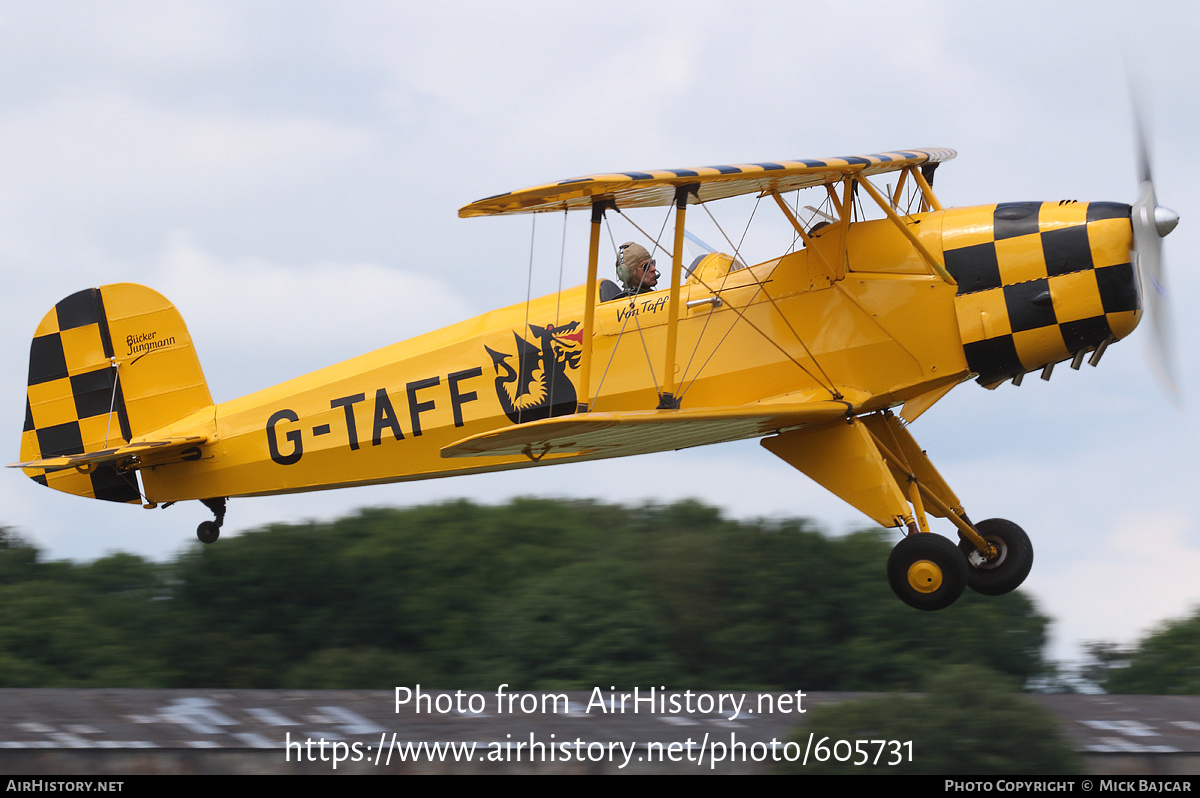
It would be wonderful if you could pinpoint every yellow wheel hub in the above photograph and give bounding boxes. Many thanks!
[907,559,943,593]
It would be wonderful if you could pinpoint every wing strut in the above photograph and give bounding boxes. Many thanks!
[768,191,838,283]
[890,168,910,208]
[854,175,955,285]
[659,184,695,409]
[578,199,607,412]
[915,163,943,210]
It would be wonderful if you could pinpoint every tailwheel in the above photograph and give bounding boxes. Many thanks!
[887,533,968,611]
[196,497,227,545]
[958,518,1033,596]
[196,521,220,544]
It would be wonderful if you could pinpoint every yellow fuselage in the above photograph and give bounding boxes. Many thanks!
[138,200,1138,504]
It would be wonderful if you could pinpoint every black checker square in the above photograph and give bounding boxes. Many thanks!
[1095,262,1139,314]
[1004,278,1057,333]
[90,464,140,503]
[36,421,84,457]
[24,400,34,433]
[945,242,1001,295]
[964,335,1023,382]
[994,202,1042,240]
[70,367,117,419]
[1059,316,1113,352]
[55,289,102,331]
[28,334,68,386]
[1041,225,1093,277]
[1087,202,1131,223]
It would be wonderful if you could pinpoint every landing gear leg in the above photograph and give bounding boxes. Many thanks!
[762,413,1037,609]
[197,497,227,544]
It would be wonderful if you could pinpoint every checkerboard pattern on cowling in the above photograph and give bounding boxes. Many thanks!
[943,201,1139,384]
[20,288,140,503]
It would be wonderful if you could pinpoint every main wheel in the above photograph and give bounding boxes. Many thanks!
[958,518,1032,596]
[887,533,968,611]
[196,521,220,544]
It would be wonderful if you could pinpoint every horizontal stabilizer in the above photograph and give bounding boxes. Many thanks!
[442,402,850,461]
[12,436,207,473]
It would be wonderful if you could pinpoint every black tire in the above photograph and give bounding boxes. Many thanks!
[887,533,967,611]
[196,521,221,544]
[958,518,1033,596]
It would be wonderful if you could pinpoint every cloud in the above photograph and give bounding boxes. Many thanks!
[0,2,249,76]
[0,85,380,227]
[151,232,474,398]
[1041,510,1200,655]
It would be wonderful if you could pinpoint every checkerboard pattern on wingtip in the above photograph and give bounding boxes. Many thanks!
[20,288,140,503]
[943,201,1140,385]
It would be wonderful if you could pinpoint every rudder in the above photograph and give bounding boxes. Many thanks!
[20,284,213,503]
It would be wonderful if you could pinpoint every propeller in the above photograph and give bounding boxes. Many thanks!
[1130,102,1181,402]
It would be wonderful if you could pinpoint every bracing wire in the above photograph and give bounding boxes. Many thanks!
[519,213,537,424]
[591,292,660,408]
[616,209,675,263]
[590,204,677,407]
[734,195,759,260]
[103,361,120,447]
[547,208,569,415]
[676,201,752,388]
[555,209,567,324]
[678,265,836,402]
[676,201,839,400]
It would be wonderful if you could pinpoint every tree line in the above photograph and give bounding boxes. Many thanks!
[0,498,1058,690]
[3,497,1194,695]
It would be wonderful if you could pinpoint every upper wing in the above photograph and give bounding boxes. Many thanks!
[459,148,956,217]
[441,402,851,462]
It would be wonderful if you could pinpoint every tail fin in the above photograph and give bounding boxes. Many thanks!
[19,284,213,503]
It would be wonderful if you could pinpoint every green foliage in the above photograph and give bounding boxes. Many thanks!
[0,545,170,686]
[1096,610,1200,694]
[779,665,1081,775]
[282,648,432,689]
[0,501,1052,690]
[0,527,40,584]
[644,519,1047,691]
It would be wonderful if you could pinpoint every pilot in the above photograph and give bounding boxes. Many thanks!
[614,242,659,299]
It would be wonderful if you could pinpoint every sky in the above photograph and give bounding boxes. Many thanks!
[0,0,1197,665]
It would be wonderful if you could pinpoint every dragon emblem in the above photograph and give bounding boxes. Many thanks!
[484,321,582,424]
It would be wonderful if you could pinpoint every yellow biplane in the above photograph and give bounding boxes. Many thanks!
[12,146,1178,610]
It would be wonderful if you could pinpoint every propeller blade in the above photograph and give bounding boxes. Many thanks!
[1129,101,1181,403]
